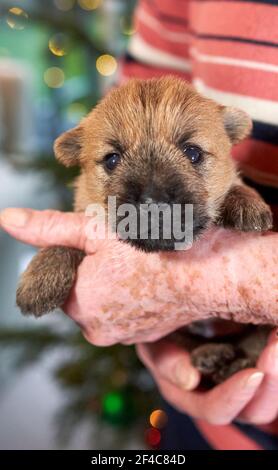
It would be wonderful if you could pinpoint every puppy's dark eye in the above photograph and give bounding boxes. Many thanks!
[183,145,202,164]
[104,153,121,171]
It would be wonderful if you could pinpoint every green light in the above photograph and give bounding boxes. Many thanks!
[103,391,124,416]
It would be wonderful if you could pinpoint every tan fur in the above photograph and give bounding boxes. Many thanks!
[17,77,272,318]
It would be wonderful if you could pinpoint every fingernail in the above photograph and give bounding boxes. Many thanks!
[175,360,199,390]
[245,372,264,389]
[0,208,29,228]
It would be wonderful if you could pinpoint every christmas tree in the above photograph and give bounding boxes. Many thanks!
[0,0,167,449]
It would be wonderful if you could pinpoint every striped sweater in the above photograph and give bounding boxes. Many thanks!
[121,0,278,450]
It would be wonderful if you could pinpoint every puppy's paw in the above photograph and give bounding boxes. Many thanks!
[16,246,85,317]
[190,343,236,376]
[218,184,273,232]
[212,357,254,384]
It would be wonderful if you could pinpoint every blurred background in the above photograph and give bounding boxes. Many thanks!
[0,0,163,450]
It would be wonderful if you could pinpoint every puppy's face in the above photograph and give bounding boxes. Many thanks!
[55,77,251,252]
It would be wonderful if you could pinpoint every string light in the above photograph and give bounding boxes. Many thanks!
[54,0,75,11]
[102,391,124,416]
[78,0,102,10]
[44,67,65,88]
[6,7,28,30]
[149,409,168,429]
[96,54,117,77]
[145,428,161,448]
[120,17,136,36]
[49,33,69,57]
[67,102,87,120]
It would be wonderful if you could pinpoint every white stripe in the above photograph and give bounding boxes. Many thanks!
[138,7,191,44]
[129,34,192,72]
[191,48,278,74]
[194,78,278,125]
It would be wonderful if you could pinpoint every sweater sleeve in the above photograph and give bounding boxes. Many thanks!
[120,0,192,83]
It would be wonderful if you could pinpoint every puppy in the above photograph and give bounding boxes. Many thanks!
[16,77,273,382]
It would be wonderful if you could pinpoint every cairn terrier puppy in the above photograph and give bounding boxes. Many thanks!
[16,77,273,383]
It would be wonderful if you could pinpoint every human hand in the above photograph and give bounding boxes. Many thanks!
[137,328,278,425]
[0,208,277,346]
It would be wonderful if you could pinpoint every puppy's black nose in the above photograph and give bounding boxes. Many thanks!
[139,184,174,205]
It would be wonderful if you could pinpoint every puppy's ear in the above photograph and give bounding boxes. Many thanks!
[54,126,83,167]
[221,106,252,144]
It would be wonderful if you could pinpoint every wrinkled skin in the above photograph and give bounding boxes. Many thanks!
[1,207,278,425]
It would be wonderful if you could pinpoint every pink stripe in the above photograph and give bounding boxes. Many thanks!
[194,39,278,66]
[137,18,191,60]
[192,61,278,101]
[190,2,278,43]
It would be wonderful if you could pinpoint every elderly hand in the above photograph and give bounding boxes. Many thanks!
[137,328,278,425]
[1,207,278,424]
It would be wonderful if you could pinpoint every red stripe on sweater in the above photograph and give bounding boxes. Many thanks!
[137,18,191,60]
[192,61,278,101]
[141,0,190,33]
[142,0,190,23]
[194,39,278,66]
[233,140,278,170]
[233,140,278,188]
[190,2,278,44]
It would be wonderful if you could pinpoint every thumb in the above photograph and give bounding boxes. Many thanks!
[136,340,201,391]
[0,208,102,252]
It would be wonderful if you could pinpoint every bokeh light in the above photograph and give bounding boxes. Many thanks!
[96,54,117,77]
[49,33,70,57]
[102,391,124,416]
[78,0,102,10]
[44,67,65,88]
[120,17,136,36]
[149,409,168,429]
[54,0,75,11]
[111,370,128,388]
[6,7,29,30]
[145,428,161,448]
[67,102,87,120]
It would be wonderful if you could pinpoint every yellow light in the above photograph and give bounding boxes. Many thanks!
[96,54,117,77]
[149,409,168,429]
[78,0,102,11]
[49,33,69,57]
[44,67,65,88]
[54,0,75,11]
[6,7,28,30]
[120,17,136,36]
[67,102,87,119]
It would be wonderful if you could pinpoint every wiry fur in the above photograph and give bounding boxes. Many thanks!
[17,77,272,325]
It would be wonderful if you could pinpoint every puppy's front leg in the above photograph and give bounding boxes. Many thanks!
[218,183,273,232]
[16,246,85,317]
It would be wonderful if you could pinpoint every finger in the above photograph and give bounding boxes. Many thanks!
[200,369,264,425]
[0,208,98,252]
[136,341,200,391]
[240,330,278,424]
[148,366,264,425]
